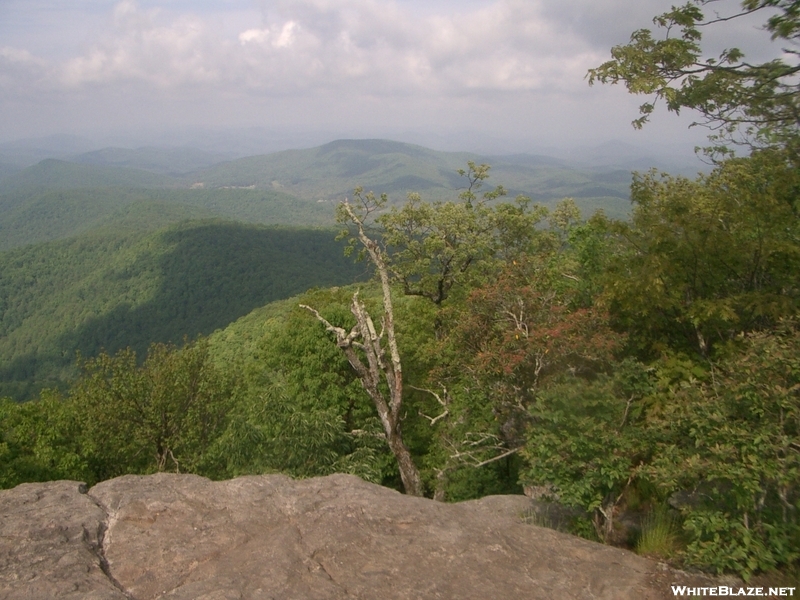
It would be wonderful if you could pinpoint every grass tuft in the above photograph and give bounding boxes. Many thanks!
[636,506,681,559]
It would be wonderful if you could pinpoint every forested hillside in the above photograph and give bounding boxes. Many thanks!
[0,221,366,399]
[187,139,634,217]
[0,187,335,251]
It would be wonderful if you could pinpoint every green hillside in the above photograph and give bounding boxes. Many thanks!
[0,187,334,251]
[0,140,636,252]
[71,146,234,175]
[186,139,468,202]
[0,159,176,191]
[0,191,209,251]
[186,139,632,216]
[0,220,366,400]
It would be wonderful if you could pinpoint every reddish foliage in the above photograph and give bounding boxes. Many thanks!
[455,260,623,405]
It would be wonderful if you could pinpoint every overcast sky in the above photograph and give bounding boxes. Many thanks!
[0,0,784,154]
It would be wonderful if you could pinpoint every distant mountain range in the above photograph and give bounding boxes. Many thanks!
[0,137,676,252]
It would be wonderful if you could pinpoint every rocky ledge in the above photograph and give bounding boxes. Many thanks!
[0,473,711,599]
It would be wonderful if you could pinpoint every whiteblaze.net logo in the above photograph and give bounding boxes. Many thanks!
[672,586,796,597]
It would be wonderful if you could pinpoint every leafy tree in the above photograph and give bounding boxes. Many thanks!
[208,288,392,484]
[417,201,620,500]
[521,361,655,543]
[642,322,800,579]
[588,0,800,157]
[0,391,89,488]
[375,163,546,307]
[303,165,547,497]
[71,338,233,481]
[603,150,800,357]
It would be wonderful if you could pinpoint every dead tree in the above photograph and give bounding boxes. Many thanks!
[301,197,423,496]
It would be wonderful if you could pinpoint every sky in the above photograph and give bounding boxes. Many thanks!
[0,0,786,155]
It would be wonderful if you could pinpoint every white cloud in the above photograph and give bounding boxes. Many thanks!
[2,0,606,96]
[239,21,297,49]
[0,0,779,149]
[238,28,269,45]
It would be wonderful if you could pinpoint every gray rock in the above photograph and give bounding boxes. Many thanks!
[0,473,711,599]
[0,480,128,600]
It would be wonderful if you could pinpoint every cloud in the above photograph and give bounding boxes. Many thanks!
[0,45,55,96]
[239,21,297,48]
[2,0,608,97]
[0,0,777,149]
[60,4,220,87]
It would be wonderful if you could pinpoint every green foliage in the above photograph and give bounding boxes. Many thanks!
[521,321,800,576]
[643,322,800,578]
[0,338,235,488]
[374,166,547,306]
[603,150,800,357]
[441,206,622,447]
[521,368,652,542]
[206,287,396,485]
[70,338,234,482]
[0,391,89,488]
[588,0,800,156]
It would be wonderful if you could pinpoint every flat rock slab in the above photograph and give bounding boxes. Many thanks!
[0,481,127,600]
[0,473,710,599]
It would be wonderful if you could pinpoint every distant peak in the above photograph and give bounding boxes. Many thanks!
[318,139,428,156]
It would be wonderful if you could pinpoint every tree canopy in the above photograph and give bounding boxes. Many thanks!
[588,0,800,158]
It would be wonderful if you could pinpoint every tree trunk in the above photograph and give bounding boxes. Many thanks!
[300,197,424,496]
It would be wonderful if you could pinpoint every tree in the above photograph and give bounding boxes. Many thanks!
[72,338,233,481]
[0,391,89,488]
[521,361,655,543]
[303,189,424,496]
[414,200,620,500]
[588,0,800,157]
[377,163,544,307]
[208,287,390,484]
[603,150,800,357]
[641,322,800,579]
[303,166,545,497]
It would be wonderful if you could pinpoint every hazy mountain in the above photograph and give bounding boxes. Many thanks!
[0,134,99,167]
[186,138,633,217]
[0,159,176,191]
[71,146,236,175]
[0,138,650,252]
